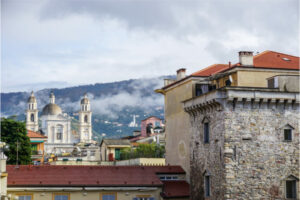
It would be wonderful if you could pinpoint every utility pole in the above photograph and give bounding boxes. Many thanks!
[16,140,19,167]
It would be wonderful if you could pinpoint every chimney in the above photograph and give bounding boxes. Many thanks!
[176,68,186,80]
[239,51,253,66]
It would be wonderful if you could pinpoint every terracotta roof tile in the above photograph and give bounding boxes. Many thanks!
[161,180,190,198]
[252,50,299,69]
[7,165,185,187]
[27,130,47,138]
[191,64,229,76]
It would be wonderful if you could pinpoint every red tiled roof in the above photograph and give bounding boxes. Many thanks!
[161,181,190,198]
[192,64,229,76]
[221,50,299,72]
[27,130,47,138]
[252,50,299,69]
[7,165,185,187]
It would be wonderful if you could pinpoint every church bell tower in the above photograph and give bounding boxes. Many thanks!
[26,91,39,132]
[79,93,92,143]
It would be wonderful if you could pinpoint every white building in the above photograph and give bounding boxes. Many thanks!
[26,91,93,154]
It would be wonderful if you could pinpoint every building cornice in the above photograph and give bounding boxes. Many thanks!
[183,87,299,115]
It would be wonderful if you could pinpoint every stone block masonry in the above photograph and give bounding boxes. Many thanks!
[184,87,299,200]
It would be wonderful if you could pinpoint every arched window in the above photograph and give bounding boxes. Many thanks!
[203,170,211,197]
[84,115,88,123]
[30,113,34,122]
[56,125,63,140]
[85,105,87,111]
[146,123,153,136]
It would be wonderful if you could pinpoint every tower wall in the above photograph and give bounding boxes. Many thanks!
[185,89,300,200]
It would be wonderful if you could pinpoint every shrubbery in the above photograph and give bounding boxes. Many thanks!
[120,143,165,160]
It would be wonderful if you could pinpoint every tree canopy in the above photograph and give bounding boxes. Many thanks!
[120,143,165,160]
[0,118,31,164]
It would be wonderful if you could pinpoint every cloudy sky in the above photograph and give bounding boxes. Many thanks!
[1,0,299,92]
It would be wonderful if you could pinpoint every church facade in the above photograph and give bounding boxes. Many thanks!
[26,92,92,154]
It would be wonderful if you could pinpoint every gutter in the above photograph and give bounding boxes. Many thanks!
[8,187,159,192]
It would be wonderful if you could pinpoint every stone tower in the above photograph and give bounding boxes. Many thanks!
[26,91,39,132]
[79,93,92,143]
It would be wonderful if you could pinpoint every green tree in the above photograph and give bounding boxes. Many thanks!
[0,118,32,164]
[120,143,165,160]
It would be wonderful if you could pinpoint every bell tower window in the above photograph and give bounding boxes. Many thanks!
[30,114,35,122]
[84,115,88,123]
[56,125,63,140]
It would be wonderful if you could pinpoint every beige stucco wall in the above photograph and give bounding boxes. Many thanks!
[164,80,196,182]
[116,158,165,166]
[0,159,7,197]
[8,189,162,200]
[237,70,299,87]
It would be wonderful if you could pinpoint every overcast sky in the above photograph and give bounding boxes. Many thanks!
[1,0,299,92]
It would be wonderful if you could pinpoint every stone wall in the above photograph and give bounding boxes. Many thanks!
[189,105,226,200]
[223,102,299,199]
[185,88,300,200]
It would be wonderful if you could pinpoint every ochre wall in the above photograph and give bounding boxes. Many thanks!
[237,70,299,87]
[9,189,162,200]
[164,80,195,182]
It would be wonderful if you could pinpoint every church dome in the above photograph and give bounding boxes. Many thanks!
[41,103,62,116]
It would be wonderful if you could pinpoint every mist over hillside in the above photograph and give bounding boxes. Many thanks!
[1,76,173,139]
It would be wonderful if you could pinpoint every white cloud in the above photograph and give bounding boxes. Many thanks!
[1,0,299,92]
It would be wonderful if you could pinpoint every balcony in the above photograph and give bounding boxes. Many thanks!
[31,150,43,159]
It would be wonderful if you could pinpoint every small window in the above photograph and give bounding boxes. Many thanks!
[284,129,292,141]
[225,79,231,86]
[101,193,116,200]
[133,196,155,200]
[195,84,203,96]
[205,175,210,197]
[56,125,63,140]
[84,115,88,123]
[57,132,62,140]
[204,122,209,143]
[286,180,297,198]
[18,195,32,200]
[30,114,34,122]
[54,193,69,200]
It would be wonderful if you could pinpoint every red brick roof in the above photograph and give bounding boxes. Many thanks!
[27,130,47,138]
[161,181,190,199]
[192,64,229,76]
[7,165,185,187]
